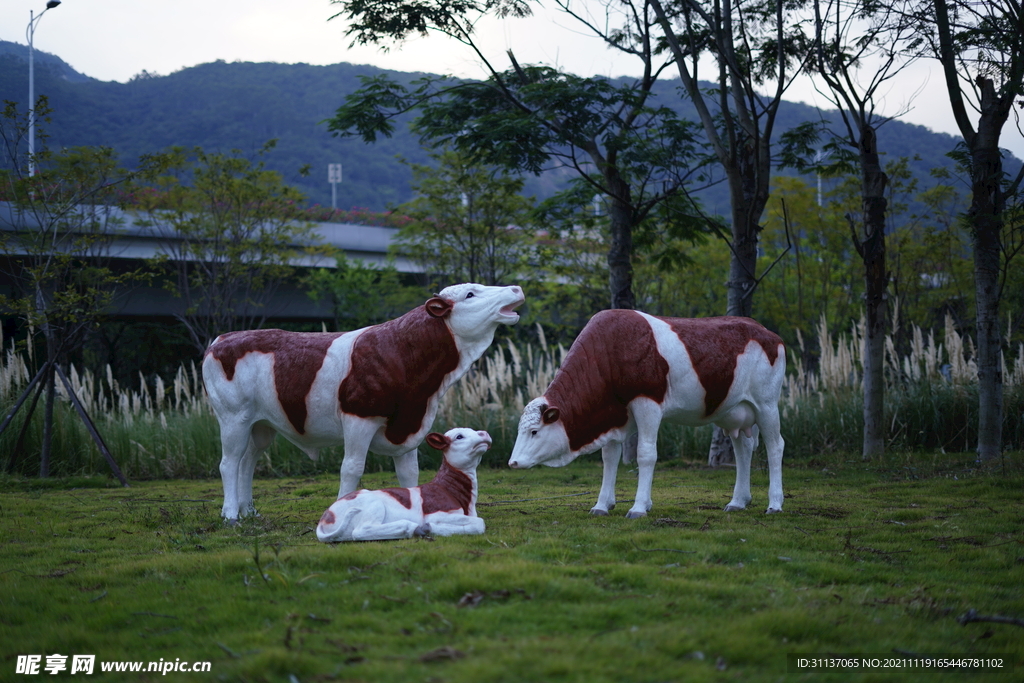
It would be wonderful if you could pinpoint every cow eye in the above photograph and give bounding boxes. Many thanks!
[531,430,537,436]
[455,434,464,439]
[466,292,475,299]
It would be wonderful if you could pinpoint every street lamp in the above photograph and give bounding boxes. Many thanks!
[27,0,61,177]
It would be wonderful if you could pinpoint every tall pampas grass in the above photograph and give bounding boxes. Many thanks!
[2,316,1022,479]
[782,313,1024,457]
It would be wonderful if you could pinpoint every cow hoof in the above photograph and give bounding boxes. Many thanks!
[625,510,647,519]
[723,504,746,512]
[590,508,610,516]
[222,517,239,527]
[766,508,783,515]
[414,523,432,537]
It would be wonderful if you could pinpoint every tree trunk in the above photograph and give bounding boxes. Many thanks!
[40,365,55,478]
[725,156,763,319]
[708,144,768,467]
[607,178,636,310]
[970,79,1006,462]
[856,124,888,461]
[39,310,58,478]
[932,0,1013,462]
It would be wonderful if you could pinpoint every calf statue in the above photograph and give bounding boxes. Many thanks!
[508,310,786,518]
[203,283,524,521]
[317,428,491,542]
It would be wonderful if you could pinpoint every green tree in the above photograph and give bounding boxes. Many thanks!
[303,255,427,331]
[888,173,974,334]
[650,0,812,465]
[757,176,861,341]
[328,0,710,310]
[393,150,535,287]
[798,0,922,459]
[0,99,150,478]
[136,144,320,353]
[919,0,1024,460]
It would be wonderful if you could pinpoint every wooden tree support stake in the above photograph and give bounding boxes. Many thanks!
[958,608,1024,628]
[54,365,129,487]
[0,359,129,486]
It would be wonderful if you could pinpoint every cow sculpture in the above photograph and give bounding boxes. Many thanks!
[508,310,785,518]
[203,283,524,521]
[317,428,491,542]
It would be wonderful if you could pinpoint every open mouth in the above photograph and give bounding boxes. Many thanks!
[499,297,525,317]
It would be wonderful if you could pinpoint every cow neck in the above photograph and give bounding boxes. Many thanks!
[448,327,498,387]
[544,310,669,453]
[338,306,460,445]
[420,458,476,516]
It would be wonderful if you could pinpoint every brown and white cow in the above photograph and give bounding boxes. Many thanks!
[316,428,491,542]
[508,310,785,518]
[203,283,524,521]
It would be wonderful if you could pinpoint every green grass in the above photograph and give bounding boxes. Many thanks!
[2,452,1023,682]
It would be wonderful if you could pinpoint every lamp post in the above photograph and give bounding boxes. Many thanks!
[27,0,61,177]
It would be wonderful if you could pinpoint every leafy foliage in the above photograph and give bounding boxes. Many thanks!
[327,2,713,308]
[303,256,427,332]
[134,144,321,352]
[0,98,152,359]
[392,149,537,287]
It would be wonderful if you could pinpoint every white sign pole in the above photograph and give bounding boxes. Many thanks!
[328,163,343,210]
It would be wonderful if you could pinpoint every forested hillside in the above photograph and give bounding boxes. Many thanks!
[0,40,1016,212]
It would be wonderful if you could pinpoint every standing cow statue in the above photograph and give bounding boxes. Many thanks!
[508,310,786,518]
[203,283,524,521]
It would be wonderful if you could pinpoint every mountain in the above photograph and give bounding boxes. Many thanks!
[0,40,1016,213]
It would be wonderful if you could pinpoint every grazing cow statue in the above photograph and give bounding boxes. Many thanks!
[203,283,524,521]
[317,428,491,542]
[508,310,786,518]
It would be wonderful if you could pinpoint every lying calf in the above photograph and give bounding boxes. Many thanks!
[317,428,491,542]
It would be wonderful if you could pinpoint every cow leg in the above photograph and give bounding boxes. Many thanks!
[338,418,381,498]
[393,448,420,488]
[425,513,486,536]
[236,422,276,518]
[759,407,785,513]
[626,399,661,519]
[351,520,422,541]
[591,442,620,515]
[218,421,252,522]
[724,427,755,512]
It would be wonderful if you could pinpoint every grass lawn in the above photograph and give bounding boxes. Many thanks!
[1,452,1022,682]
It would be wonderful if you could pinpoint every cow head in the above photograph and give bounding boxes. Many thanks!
[426,283,524,342]
[508,397,574,469]
[427,427,492,471]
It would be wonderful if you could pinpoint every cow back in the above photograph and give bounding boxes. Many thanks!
[420,460,474,515]
[661,316,782,417]
[205,330,345,434]
[546,310,669,452]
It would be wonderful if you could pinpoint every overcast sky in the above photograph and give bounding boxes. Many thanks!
[3,0,1022,159]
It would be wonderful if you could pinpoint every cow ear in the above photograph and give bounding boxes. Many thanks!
[425,297,452,318]
[425,432,450,451]
[542,406,560,424]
